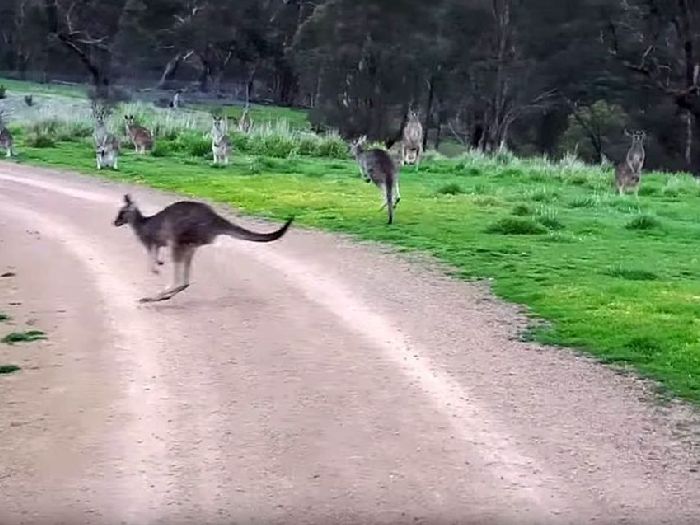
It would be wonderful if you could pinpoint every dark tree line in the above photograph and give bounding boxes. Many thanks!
[1,0,699,172]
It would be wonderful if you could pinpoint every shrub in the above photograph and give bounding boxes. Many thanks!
[26,132,56,148]
[486,218,547,235]
[605,265,658,281]
[436,182,464,195]
[625,214,661,231]
[511,204,532,216]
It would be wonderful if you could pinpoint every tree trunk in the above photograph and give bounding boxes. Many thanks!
[157,52,186,90]
[424,76,435,151]
[198,60,213,93]
[384,102,409,150]
[434,103,443,150]
[685,110,693,170]
[693,112,700,176]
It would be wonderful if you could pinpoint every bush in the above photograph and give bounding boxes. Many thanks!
[486,218,547,235]
[537,214,564,230]
[605,265,658,281]
[26,132,56,148]
[182,134,211,158]
[625,214,661,231]
[436,182,464,195]
[511,204,532,216]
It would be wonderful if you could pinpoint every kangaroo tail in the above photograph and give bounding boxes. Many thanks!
[222,216,294,242]
[385,182,394,225]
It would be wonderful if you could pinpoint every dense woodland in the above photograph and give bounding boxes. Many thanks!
[0,0,699,172]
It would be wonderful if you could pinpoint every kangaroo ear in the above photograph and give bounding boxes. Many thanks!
[123,193,132,205]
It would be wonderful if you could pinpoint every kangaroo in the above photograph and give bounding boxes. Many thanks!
[401,108,424,167]
[0,113,13,158]
[350,135,400,225]
[211,115,232,165]
[169,90,182,109]
[238,106,253,133]
[614,130,646,196]
[113,194,294,303]
[24,95,33,107]
[124,114,153,154]
[93,106,119,170]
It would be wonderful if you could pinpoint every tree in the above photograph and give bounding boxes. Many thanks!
[605,0,700,172]
[559,100,628,163]
[42,0,132,95]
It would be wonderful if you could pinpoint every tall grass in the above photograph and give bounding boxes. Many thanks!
[6,98,349,160]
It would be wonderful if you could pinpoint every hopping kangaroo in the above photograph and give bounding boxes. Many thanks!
[0,112,14,158]
[93,106,119,170]
[113,194,294,303]
[124,114,153,154]
[614,129,646,196]
[211,115,232,165]
[350,135,400,225]
[401,109,424,167]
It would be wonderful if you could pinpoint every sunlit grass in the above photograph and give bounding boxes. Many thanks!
[4,80,700,403]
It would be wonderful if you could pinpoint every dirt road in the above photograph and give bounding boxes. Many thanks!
[0,163,698,524]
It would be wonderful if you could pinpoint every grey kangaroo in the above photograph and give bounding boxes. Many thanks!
[0,111,14,158]
[401,108,424,167]
[113,194,294,303]
[614,129,646,196]
[350,135,400,225]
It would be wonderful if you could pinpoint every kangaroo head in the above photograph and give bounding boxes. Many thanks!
[625,128,646,145]
[633,130,646,145]
[349,135,367,157]
[212,115,225,135]
[408,109,419,122]
[113,193,139,227]
[124,114,136,129]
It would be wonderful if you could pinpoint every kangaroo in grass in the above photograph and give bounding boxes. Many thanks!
[350,135,400,225]
[113,194,294,303]
[93,105,119,170]
[401,108,424,167]
[211,114,232,165]
[614,129,646,196]
[238,106,253,133]
[124,114,153,154]
[0,112,14,158]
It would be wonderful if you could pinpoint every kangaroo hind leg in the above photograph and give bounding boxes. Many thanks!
[139,245,192,303]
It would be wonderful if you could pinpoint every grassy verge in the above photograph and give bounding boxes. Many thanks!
[2,77,699,402]
[1,330,47,345]
[0,77,85,98]
[197,102,311,130]
[6,134,700,402]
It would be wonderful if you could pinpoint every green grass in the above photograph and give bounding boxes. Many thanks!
[0,77,85,98]
[1,330,47,345]
[0,365,21,374]
[4,80,700,403]
[197,102,310,130]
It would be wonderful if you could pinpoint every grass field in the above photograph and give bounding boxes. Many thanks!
[0,77,84,98]
[2,83,700,403]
